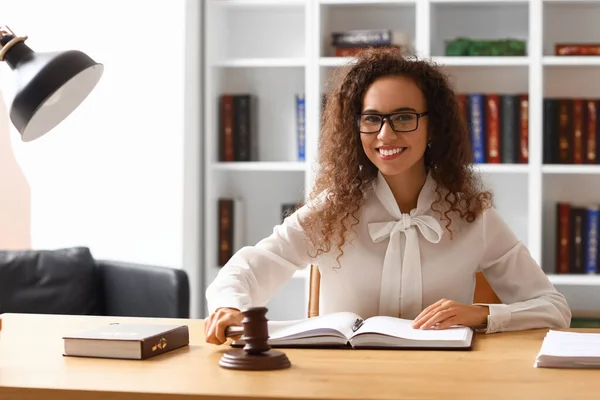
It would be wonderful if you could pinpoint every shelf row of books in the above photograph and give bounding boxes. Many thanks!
[218,94,305,163]
[217,198,600,279]
[217,93,600,167]
[460,95,600,166]
[555,201,599,275]
[544,98,600,165]
[217,198,303,267]
[457,93,529,165]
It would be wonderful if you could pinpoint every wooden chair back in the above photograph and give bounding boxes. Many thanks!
[307,265,500,318]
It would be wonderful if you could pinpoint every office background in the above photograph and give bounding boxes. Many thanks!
[1,0,599,324]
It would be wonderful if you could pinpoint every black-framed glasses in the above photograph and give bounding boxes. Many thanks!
[357,111,428,134]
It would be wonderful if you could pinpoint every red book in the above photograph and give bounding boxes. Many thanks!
[519,94,529,163]
[485,94,501,163]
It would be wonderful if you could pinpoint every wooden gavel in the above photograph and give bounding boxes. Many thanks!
[218,306,291,371]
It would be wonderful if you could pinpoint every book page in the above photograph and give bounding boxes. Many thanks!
[351,316,470,341]
[267,312,361,341]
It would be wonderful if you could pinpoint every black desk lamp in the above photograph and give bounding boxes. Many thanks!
[0,25,103,142]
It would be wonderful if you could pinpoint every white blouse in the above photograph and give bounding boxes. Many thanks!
[206,171,572,334]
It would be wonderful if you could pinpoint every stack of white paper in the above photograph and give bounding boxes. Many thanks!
[535,330,600,368]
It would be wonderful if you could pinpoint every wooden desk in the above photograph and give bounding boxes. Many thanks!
[0,313,598,400]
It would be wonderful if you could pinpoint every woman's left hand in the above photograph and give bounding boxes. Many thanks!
[411,299,489,330]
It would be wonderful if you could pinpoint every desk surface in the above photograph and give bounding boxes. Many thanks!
[0,313,599,400]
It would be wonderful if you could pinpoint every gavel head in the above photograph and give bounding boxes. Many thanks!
[240,307,271,355]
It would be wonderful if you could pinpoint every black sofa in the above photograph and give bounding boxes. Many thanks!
[0,247,189,318]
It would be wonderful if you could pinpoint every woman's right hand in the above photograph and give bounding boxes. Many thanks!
[204,307,244,345]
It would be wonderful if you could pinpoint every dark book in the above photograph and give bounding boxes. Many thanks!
[218,198,234,266]
[556,202,571,274]
[586,100,598,164]
[572,99,585,164]
[63,323,189,360]
[570,207,588,274]
[500,94,519,164]
[558,99,573,164]
[219,95,235,162]
[218,198,244,267]
[543,98,559,164]
[234,94,252,162]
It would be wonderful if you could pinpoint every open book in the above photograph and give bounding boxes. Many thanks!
[230,311,473,350]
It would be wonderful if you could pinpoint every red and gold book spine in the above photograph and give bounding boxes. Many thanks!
[573,99,584,164]
[485,94,501,163]
[586,100,597,164]
[558,100,571,163]
[519,94,529,163]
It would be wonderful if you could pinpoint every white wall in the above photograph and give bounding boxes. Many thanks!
[0,0,199,313]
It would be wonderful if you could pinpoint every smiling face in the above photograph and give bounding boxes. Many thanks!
[359,75,429,179]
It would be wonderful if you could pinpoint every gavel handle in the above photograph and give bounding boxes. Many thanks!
[225,325,244,338]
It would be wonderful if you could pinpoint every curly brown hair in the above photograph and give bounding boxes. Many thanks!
[300,47,492,261]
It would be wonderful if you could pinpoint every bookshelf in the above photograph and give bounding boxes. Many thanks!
[202,0,600,320]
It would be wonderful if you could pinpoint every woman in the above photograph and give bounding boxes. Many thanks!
[204,48,571,345]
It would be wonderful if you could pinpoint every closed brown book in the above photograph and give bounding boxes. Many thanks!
[63,323,189,360]
[558,99,573,163]
[586,100,597,164]
[573,99,585,164]
[556,44,600,56]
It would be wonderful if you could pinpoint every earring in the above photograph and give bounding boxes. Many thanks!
[427,140,432,148]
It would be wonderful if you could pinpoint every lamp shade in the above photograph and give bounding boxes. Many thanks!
[0,26,103,142]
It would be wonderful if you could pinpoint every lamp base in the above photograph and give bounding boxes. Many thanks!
[219,349,291,371]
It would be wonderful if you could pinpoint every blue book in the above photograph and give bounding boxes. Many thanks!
[585,207,599,274]
[469,94,486,163]
[296,94,305,162]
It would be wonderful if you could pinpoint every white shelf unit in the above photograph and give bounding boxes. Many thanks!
[202,0,600,320]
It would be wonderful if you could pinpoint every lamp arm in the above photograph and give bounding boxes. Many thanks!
[0,26,28,62]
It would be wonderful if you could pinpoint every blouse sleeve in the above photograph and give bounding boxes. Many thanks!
[205,203,315,315]
[476,207,572,333]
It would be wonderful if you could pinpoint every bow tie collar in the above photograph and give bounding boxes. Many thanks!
[369,173,443,319]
